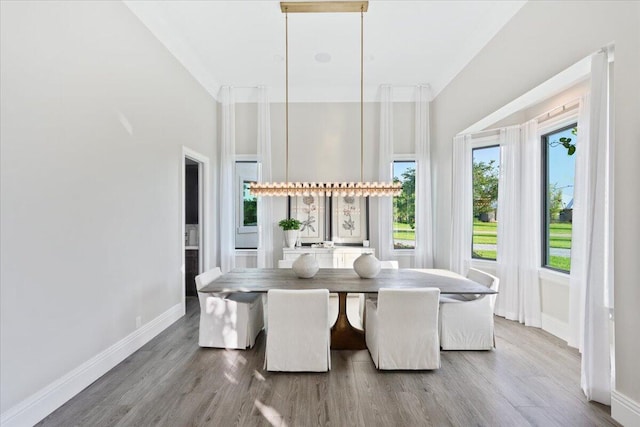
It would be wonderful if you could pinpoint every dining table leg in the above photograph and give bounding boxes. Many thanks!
[330,292,367,350]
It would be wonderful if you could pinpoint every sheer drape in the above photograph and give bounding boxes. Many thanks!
[378,85,394,261]
[518,120,542,327]
[450,134,472,275]
[495,126,521,320]
[219,86,236,273]
[256,87,274,268]
[414,86,434,268]
[568,51,612,404]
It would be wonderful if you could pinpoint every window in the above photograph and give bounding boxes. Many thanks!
[235,161,258,249]
[472,145,500,260]
[393,160,415,249]
[543,124,577,272]
[242,181,257,227]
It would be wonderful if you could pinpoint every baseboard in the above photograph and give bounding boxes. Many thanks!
[612,390,640,426]
[540,313,569,342]
[0,303,184,427]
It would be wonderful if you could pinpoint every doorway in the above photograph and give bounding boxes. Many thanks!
[184,158,200,296]
[182,148,211,299]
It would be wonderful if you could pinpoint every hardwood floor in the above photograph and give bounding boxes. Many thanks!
[38,298,618,427]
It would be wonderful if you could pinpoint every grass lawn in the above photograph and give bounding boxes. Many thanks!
[393,222,415,242]
[473,250,497,259]
[472,221,573,248]
[549,256,571,271]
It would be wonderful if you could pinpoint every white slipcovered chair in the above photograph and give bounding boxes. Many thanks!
[265,289,331,372]
[365,287,441,370]
[439,268,500,350]
[278,258,341,326]
[358,260,399,328]
[195,267,264,349]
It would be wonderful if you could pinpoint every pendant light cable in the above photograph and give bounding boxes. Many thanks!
[360,7,364,182]
[285,9,289,184]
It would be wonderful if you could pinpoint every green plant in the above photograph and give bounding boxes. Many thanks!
[549,127,577,155]
[278,218,301,231]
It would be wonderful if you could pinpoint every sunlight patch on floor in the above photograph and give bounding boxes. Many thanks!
[254,399,287,427]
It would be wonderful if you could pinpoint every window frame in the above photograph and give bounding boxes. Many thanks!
[470,136,501,262]
[391,156,416,252]
[540,118,578,274]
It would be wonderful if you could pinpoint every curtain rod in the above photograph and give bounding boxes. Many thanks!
[535,97,581,123]
[461,96,583,138]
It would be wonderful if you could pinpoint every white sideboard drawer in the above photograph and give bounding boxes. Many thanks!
[282,247,375,269]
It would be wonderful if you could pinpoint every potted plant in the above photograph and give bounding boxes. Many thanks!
[279,218,301,248]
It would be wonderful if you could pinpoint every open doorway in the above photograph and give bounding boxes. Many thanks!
[182,148,210,299]
[184,157,200,296]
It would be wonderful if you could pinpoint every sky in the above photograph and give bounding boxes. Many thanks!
[393,161,414,182]
[546,126,576,208]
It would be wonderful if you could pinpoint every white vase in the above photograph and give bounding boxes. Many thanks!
[284,230,299,248]
[292,253,319,278]
[353,253,381,278]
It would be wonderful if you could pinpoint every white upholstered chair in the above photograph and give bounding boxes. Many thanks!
[195,267,264,349]
[265,289,331,372]
[439,268,500,350]
[358,260,399,328]
[279,258,341,326]
[365,287,441,370]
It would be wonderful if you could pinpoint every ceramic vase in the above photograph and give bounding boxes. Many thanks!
[292,253,319,278]
[284,230,299,248]
[353,253,381,278]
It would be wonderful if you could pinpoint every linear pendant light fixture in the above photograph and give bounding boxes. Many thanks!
[249,1,402,198]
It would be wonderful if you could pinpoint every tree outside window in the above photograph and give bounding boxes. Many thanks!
[472,146,500,260]
[393,161,416,249]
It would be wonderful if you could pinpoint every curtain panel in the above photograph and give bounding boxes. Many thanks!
[449,134,472,275]
[219,86,236,273]
[257,86,274,268]
[495,126,521,320]
[414,86,434,268]
[568,51,612,405]
[378,85,394,261]
[518,120,542,327]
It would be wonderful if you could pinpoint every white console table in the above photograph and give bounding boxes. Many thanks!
[282,247,375,268]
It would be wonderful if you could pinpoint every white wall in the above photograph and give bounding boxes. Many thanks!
[233,101,416,265]
[0,0,216,420]
[431,0,640,416]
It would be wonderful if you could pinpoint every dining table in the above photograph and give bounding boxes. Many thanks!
[198,268,497,350]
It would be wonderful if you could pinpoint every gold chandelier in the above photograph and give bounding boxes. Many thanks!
[249,1,402,198]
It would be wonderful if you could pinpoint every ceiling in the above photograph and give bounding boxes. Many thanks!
[125,1,526,102]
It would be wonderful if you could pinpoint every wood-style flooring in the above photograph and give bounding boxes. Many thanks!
[38,298,618,427]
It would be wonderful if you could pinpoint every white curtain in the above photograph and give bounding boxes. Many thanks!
[568,51,612,404]
[256,87,274,268]
[568,94,590,352]
[378,85,394,261]
[450,134,472,275]
[219,86,236,273]
[414,86,434,268]
[495,126,522,320]
[518,120,542,327]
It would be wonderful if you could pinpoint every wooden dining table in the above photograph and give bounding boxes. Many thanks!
[198,268,497,350]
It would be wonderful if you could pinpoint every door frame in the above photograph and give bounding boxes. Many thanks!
[182,147,211,304]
